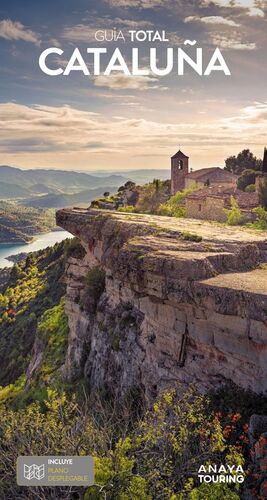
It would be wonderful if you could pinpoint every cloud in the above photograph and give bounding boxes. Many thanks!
[62,24,98,42]
[184,15,240,27]
[0,101,265,171]
[0,19,41,45]
[93,74,162,90]
[200,0,264,17]
[0,101,265,160]
[62,18,153,42]
[103,0,166,8]
[222,102,267,129]
[210,33,257,50]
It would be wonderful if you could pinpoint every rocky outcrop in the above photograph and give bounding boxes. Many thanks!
[56,208,267,402]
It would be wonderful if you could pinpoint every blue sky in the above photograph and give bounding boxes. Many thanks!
[0,0,266,171]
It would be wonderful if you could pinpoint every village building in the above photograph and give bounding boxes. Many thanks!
[170,147,267,222]
[185,186,259,222]
[171,149,237,195]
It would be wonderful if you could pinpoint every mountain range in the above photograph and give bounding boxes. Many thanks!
[0,165,128,206]
[0,165,170,208]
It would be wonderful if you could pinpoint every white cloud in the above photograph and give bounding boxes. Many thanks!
[211,33,257,50]
[222,102,267,128]
[0,19,41,45]
[185,15,240,27]
[62,19,153,42]
[0,101,265,170]
[93,74,162,90]
[103,0,166,8]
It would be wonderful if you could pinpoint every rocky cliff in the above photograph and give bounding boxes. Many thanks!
[56,208,267,402]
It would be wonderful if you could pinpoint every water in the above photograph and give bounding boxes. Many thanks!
[0,230,72,268]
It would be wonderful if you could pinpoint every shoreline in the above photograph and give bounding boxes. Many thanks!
[0,229,71,269]
[0,227,64,247]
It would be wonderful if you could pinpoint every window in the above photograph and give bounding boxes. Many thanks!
[178,160,183,170]
[199,204,202,211]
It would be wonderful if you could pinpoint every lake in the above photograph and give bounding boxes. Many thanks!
[0,230,72,268]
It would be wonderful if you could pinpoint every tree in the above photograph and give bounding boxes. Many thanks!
[224,197,245,225]
[225,149,262,175]
[258,175,267,209]
[237,169,261,191]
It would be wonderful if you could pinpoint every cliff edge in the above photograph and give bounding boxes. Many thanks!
[56,208,267,401]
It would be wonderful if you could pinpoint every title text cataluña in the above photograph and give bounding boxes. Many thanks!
[39,29,231,77]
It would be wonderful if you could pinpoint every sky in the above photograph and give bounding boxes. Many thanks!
[0,0,266,172]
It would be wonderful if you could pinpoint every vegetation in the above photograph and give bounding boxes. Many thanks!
[258,175,267,209]
[237,169,261,191]
[224,197,245,226]
[158,187,192,217]
[0,240,67,386]
[250,207,267,230]
[0,237,266,498]
[117,205,136,213]
[0,201,56,243]
[244,184,256,192]
[81,266,106,312]
[35,298,69,383]
[179,231,203,242]
[64,237,86,259]
[134,179,170,214]
[225,149,262,175]
[0,385,249,500]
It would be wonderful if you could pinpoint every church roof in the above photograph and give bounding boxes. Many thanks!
[185,167,237,182]
[171,150,189,159]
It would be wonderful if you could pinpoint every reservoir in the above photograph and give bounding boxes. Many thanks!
[0,230,72,268]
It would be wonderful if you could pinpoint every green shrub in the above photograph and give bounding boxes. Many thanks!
[84,266,105,302]
[224,197,245,226]
[251,206,267,229]
[179,231,203,242]
[64,237,86,259]
[245,184,256,192]
[237,169,261,191]
[117,205,136,213]
[158,185,197,218]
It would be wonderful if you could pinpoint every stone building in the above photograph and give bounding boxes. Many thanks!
[170,149,237,195]
[185,167,237,190]
[185,186,259,222]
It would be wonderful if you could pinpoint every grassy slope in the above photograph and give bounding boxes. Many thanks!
[0,240,68,385]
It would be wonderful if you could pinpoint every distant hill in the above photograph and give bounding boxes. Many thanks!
[21,187,117,208]
[0,182,32,199]
[0,165,128,194]
[86,169,170,184]
[30,183,61,194]
[0,165,170,206]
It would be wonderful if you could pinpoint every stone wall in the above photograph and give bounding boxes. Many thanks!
[186,197,227,222]
[56,209,267,402]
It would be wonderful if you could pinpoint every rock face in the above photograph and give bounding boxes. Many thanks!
[56,208,267,402]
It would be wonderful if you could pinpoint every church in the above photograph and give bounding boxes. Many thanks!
[170,148,265,222]
[170,149,237,195]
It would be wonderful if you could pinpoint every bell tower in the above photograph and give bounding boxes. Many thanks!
[171,149,189,195]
